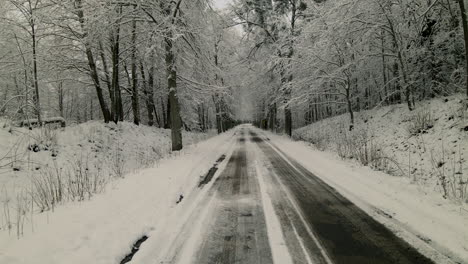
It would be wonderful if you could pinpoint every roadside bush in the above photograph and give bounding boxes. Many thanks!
[294,131,330,151]
[407,108,434,136]
[31,163,64,212]
[31,155,108,212]
[335,129,399,174]
[28,126,58,152]
[430,145,467,202]
[109,147,126,178]
[67,154,107,201]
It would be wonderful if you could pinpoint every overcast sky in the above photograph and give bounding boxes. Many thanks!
[213,0,232,9]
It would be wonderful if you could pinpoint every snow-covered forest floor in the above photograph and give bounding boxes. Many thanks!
[294,95,468,204]
[0,120,214,239]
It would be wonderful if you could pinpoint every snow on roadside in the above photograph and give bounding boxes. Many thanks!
[131,134,237,264]
[0,120,214,237]
[0,120,214,196]
[294,95,468,203]
[0,128,235,264]
[257,127,468,263]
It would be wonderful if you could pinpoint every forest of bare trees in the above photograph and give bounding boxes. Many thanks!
[0,0,239,151]
[1,0,468,147]
[233,0,468,134]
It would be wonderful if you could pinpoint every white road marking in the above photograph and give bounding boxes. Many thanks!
[255,158,294,264]
[259,134,335,264]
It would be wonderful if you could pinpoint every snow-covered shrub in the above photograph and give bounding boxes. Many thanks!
[31,163,65,212]
[293,129,329,151]
[407,108,434,136]
[14,190,29,238]
[1,189,31,238]
[28,126,58,153]
[109,147,126,178]
[136,146,163,168]
[31,154,108,211]
[1,187,12,235]
[66,154,106,201]
[430,146,467,202]
[335,129,398,174]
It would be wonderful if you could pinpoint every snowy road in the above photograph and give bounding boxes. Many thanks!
[152,126,435,264]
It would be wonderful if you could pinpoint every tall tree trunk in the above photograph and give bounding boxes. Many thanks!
[392,63,402,104]
[31,22,41,124]
[140,63,155,126]
[388,17,413,110]
[282,71,293,137]
[75,0,110,123]
[58,81,64,117]
[130,15,140,125]
[148,59,161,127]
[111,6,122,123]
[381,30,388,104]
[99,41,114,118]
[283,0,296,137]
[165,96,171,129]
[161,97,167,128]
[458,0,468,98]
[213,95,222,134]
[165,32,183,151]
[269,103,276,131]
[346,83,355,131]
[397,50,414,111]
[90,98,94,120]
[284,106,292,136]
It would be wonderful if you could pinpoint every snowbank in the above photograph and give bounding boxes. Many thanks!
[0,120,215,239]
[0,127,235,264]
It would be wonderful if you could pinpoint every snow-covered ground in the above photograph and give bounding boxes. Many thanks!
[0,120,214,239]
[1,123,466,263]
[261,128,468,263]
[0,127,235,264]
[294,95,468,203]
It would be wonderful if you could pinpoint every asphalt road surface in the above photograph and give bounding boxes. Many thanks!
[167,127,436,264]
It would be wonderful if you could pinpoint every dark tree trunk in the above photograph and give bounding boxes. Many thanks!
[75,0,110,123]
[458,0,468,98]
[381,30,388,104]
[165,96,171,129]
[31,22,41,124]
[392,63,402,104]
[346,84,355,131]
[213,95,222,134]
[283,0,297,137]
[111,6,123,123]
[140,63,155,126]
[130,16,140,125]
[285,107,292,136]
[165,32,183,151]
[99,41,114,118]
[161,97,167,128]
[58,81,64,118]
[269,103,276,131]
